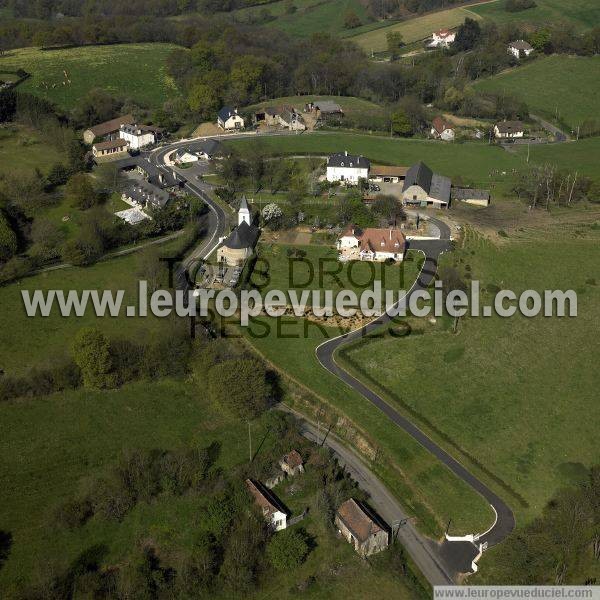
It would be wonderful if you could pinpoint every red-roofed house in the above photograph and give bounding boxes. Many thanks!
[430,116,455,141]
[246,479,288,531]
[337,226,405,262]
[430,28,456,47]
[279,450,304,476]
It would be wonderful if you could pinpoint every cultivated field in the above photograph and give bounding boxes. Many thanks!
[0,43,180,111]
[474,55,600,131]
[471,0,600,30]
[339,223,600,525]
[347,6,482,53]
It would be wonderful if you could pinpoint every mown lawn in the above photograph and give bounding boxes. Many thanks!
[339,226,600,525]
[0,43,180,111]
[473,55,600,130]
[347,6,482,52]
[470,0,600,30]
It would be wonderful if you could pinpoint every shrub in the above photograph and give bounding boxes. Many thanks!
[267,529,309,570]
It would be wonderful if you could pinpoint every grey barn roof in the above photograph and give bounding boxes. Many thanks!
[124,182,170,209]
[429,173,451,203]
[451,188,490,200]
[315,100,343,114]
[327,152,370,169]
[403,161,433,192]
[199,138,225,156]
[222,220,259,250]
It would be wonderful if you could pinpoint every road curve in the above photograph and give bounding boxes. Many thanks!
[315,217,515,553]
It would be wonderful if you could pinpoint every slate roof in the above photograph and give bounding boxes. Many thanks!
[199,138,225,156]
[136,158,185,189]
[124,182,170,209]
[87,114,135,137]
[327,152,370,169]
[120,123,158,137]
[337,499,387,543]
[451,188,490,201]
[218,106,238,122]
[314,100,343,114]
[222,220,259,250]
[239,195,249,212]
[403,161,433,192]
[429,173,451,203]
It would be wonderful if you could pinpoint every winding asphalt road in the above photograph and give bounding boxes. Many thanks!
[147,133,515,581]
[315,219,516,554]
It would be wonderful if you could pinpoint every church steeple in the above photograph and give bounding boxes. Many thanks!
[238,195,250,226]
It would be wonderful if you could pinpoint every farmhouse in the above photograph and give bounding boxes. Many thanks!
[429,28,456,48]
[401,161,451,208]
[508,40,534,59]
[307,100,344,118]
[278,109,306,131]
[83,114,135,144]
[218,106,245,130]
[369,165,408,184]
[335,498,389,557]
[172,147,199,164]
[119,123,159,150]
[337,225,405,262]
[217,197,260,267]
[197,138,226,159]
[430,116,455,141]
[494,120,525,139]
[279,450,304,476]
[246,478,288,531]
[326,151,370,184]
[92,138,129,161]
[255,106,281,126]
[122,182,170,210]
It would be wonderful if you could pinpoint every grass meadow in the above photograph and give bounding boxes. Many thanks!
[470,0,600,30]
[0,43,180,111]
[473,55,600,131]
[347,6,482,53]
[338,225,600,525]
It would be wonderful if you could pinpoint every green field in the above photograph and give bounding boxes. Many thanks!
[0,125,64,178]
[470,0,600,30]
[0,43,180,111]
[0,249,175,377]
[234,0,373,37]
[474,55,600,131]
[227,132,522,191]
[339,226,600,524]
[247,94,386,117]
[347,6,482,53]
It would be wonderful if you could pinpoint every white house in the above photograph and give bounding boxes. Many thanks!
[218,106,245,130]
[173,147,199,164]
[431,116,455,141]
[326,151,370,184]
[119,124,157,150]
[508,40,533,59]
[429,28,456,48]
[246,479,288,531]
[337,226,405,262]
[494,120,525,139]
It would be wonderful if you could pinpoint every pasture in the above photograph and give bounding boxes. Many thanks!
[339,224,600,524]
[470,0,600,30]
[0,43,180,111]
[234,0,373,37]
[474,55,600,131]
[347,6,482,53]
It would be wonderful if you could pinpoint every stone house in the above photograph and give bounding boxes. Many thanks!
[335,498,389,557]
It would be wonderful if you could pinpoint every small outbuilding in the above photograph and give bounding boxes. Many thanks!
[335,498,389,557]
[508,40,533,59]
[430,116,455,141]
[279,450,304,476]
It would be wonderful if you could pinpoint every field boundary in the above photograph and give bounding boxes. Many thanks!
[336,337,529,510]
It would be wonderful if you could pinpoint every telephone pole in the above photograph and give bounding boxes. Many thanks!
[248,421,252,463]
